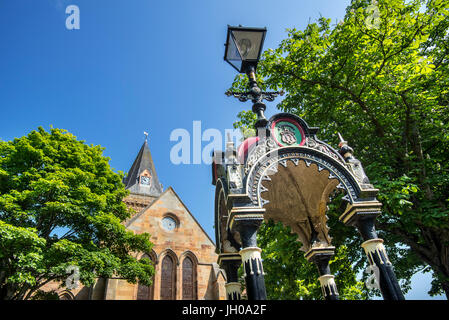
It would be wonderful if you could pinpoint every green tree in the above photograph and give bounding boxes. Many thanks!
[231,0,449,298]
[0,127,154,300]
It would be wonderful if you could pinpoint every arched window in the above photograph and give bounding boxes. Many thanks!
[160,255,176,300]
[136,253,155,300]
[182,256,196,300]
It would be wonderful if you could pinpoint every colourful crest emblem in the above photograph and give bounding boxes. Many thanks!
[271,118,305,147]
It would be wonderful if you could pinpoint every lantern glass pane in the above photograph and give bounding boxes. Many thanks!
[231,30,264,60]
[226,33,242,71]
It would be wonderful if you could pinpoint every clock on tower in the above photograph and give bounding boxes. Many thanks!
[140,175,151,186]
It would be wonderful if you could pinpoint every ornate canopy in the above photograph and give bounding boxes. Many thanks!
[212,112,381,254]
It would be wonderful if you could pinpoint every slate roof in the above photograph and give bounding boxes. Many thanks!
[123,139,163,197]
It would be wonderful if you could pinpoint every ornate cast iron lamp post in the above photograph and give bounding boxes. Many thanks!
[224,26,283,130]
[220,25,278,300]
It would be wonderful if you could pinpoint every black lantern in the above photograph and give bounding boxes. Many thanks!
[224,25,267,73]
[223,25,283,129]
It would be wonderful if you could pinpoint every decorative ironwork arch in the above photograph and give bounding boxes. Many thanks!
[245,146,367,206]
[212,112,404,300]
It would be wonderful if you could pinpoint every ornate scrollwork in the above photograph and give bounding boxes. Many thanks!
[227,164,244,192]
[222,240,239,253]
[244,137,277,174]
[346,158,370,185]
[246,148,361,206]
[337,133,372,187]
[305,137,344,164]
[225,90,284,103]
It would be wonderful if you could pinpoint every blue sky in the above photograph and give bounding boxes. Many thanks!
[0,0,443,300]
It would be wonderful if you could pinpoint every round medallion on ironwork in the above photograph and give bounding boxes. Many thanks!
[270,118,305,147]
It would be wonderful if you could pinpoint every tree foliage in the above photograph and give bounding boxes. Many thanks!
[0,127,154,300]
[231,0,449,298]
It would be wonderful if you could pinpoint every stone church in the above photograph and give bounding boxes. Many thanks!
[43,139,226,300]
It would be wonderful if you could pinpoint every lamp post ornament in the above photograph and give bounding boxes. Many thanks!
[214,25,404,301]
[224,25,284,129]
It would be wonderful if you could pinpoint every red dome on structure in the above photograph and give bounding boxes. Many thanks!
[237,136,260,164]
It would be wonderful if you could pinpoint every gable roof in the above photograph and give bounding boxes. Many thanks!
[123,140,163,197]
[125,186,216,246]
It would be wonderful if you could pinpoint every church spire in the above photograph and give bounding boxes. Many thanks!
[123,136,163,197]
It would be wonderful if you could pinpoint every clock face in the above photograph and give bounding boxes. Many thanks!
[162,217,177,231]
[140,176,151,186]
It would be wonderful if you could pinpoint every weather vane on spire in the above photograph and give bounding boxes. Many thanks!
[144,131,149,141]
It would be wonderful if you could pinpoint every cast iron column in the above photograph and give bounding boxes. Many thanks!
[340,202,405,300]
[338,136,404,300]
[305,248,339,300]
[218,254,242,300]
[236,220,267,300]
[355,215,404,300]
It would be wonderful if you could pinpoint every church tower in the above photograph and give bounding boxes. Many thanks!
[122,138,163,213]
[103,137,227,300]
